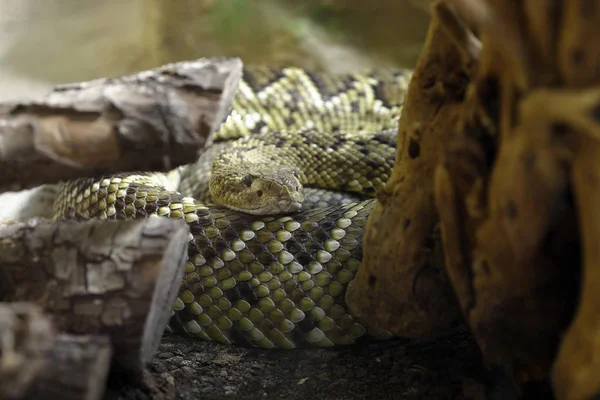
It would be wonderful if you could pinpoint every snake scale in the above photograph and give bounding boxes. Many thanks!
[53,65,411,349]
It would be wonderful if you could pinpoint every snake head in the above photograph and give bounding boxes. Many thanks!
[210,163,305,215]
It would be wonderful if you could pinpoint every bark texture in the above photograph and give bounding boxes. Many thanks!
[24,334,112,400]
[0,303,55,399]
[0,57,242,192]
[348,0,600,398]
[0,303,113,400]
[0,218,189,375]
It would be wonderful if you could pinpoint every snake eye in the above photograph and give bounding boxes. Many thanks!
[241,174,254,187]
[292,170,299,178]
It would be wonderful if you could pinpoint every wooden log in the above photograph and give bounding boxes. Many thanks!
[0,57,243,192]
[0,303,112,400]
[0,217,189,375]
[0,303,54,399]
[24,334,112,400]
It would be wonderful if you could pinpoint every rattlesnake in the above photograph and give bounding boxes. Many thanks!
[53,65,411,349]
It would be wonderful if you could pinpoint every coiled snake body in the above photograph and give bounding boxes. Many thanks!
[53,66,411,349]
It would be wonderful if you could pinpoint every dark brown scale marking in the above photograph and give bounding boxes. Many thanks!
[352,245,363,260]
[188,241,201,255]
[253,120,267,132]
[286,240,305,253]
[212,237,229,252]
[258,251,276,264]
[297,318,316,334]
[247,241,266,254]
[236,282,259,305]
[320,220,336,230]
[144,203,158,214]
[202,247,218,260]
[230,219,250,231]
[306,241,325,253]
[258,319,275,333]
[195,235,211,248]
[295,251,313,265]
[366,159,381,168]
[293,230,311,242]
[243,67,286,93]
[373,132,397,144]
[222,229,240,241]
[196,206,212,216]
[289,288,305,302]
[189,223,205,236]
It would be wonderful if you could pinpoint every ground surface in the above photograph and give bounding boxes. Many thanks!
[107,328,489,400]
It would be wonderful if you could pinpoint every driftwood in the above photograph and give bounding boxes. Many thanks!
[0,57,242,192]
[346,0,600,398]
[0,218,189,376]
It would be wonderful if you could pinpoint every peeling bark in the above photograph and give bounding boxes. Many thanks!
[0,57,242,192]
[0,303,55,399]
[24,334,112,400]
[0,303,112,400]
[0,218,189,375]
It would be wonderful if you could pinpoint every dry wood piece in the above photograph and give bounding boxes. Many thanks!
[24,334,112,400]
[0,57,243,192]
[0,217,189,375]
[0,303,55,399]
[403,0,600,398]
[345,12,466,338]
[0,304,112,400]
[346,0,600,397]
[551,2,600,398]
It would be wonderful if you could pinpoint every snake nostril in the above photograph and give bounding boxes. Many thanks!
[256,190,263,197]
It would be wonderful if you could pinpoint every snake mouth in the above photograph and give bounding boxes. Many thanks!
[278,199,303,213]
[227,201,303,216]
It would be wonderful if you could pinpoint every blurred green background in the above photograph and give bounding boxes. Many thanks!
[0,0,429,99]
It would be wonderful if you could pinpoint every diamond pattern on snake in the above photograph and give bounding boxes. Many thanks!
[53,65,411,349]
